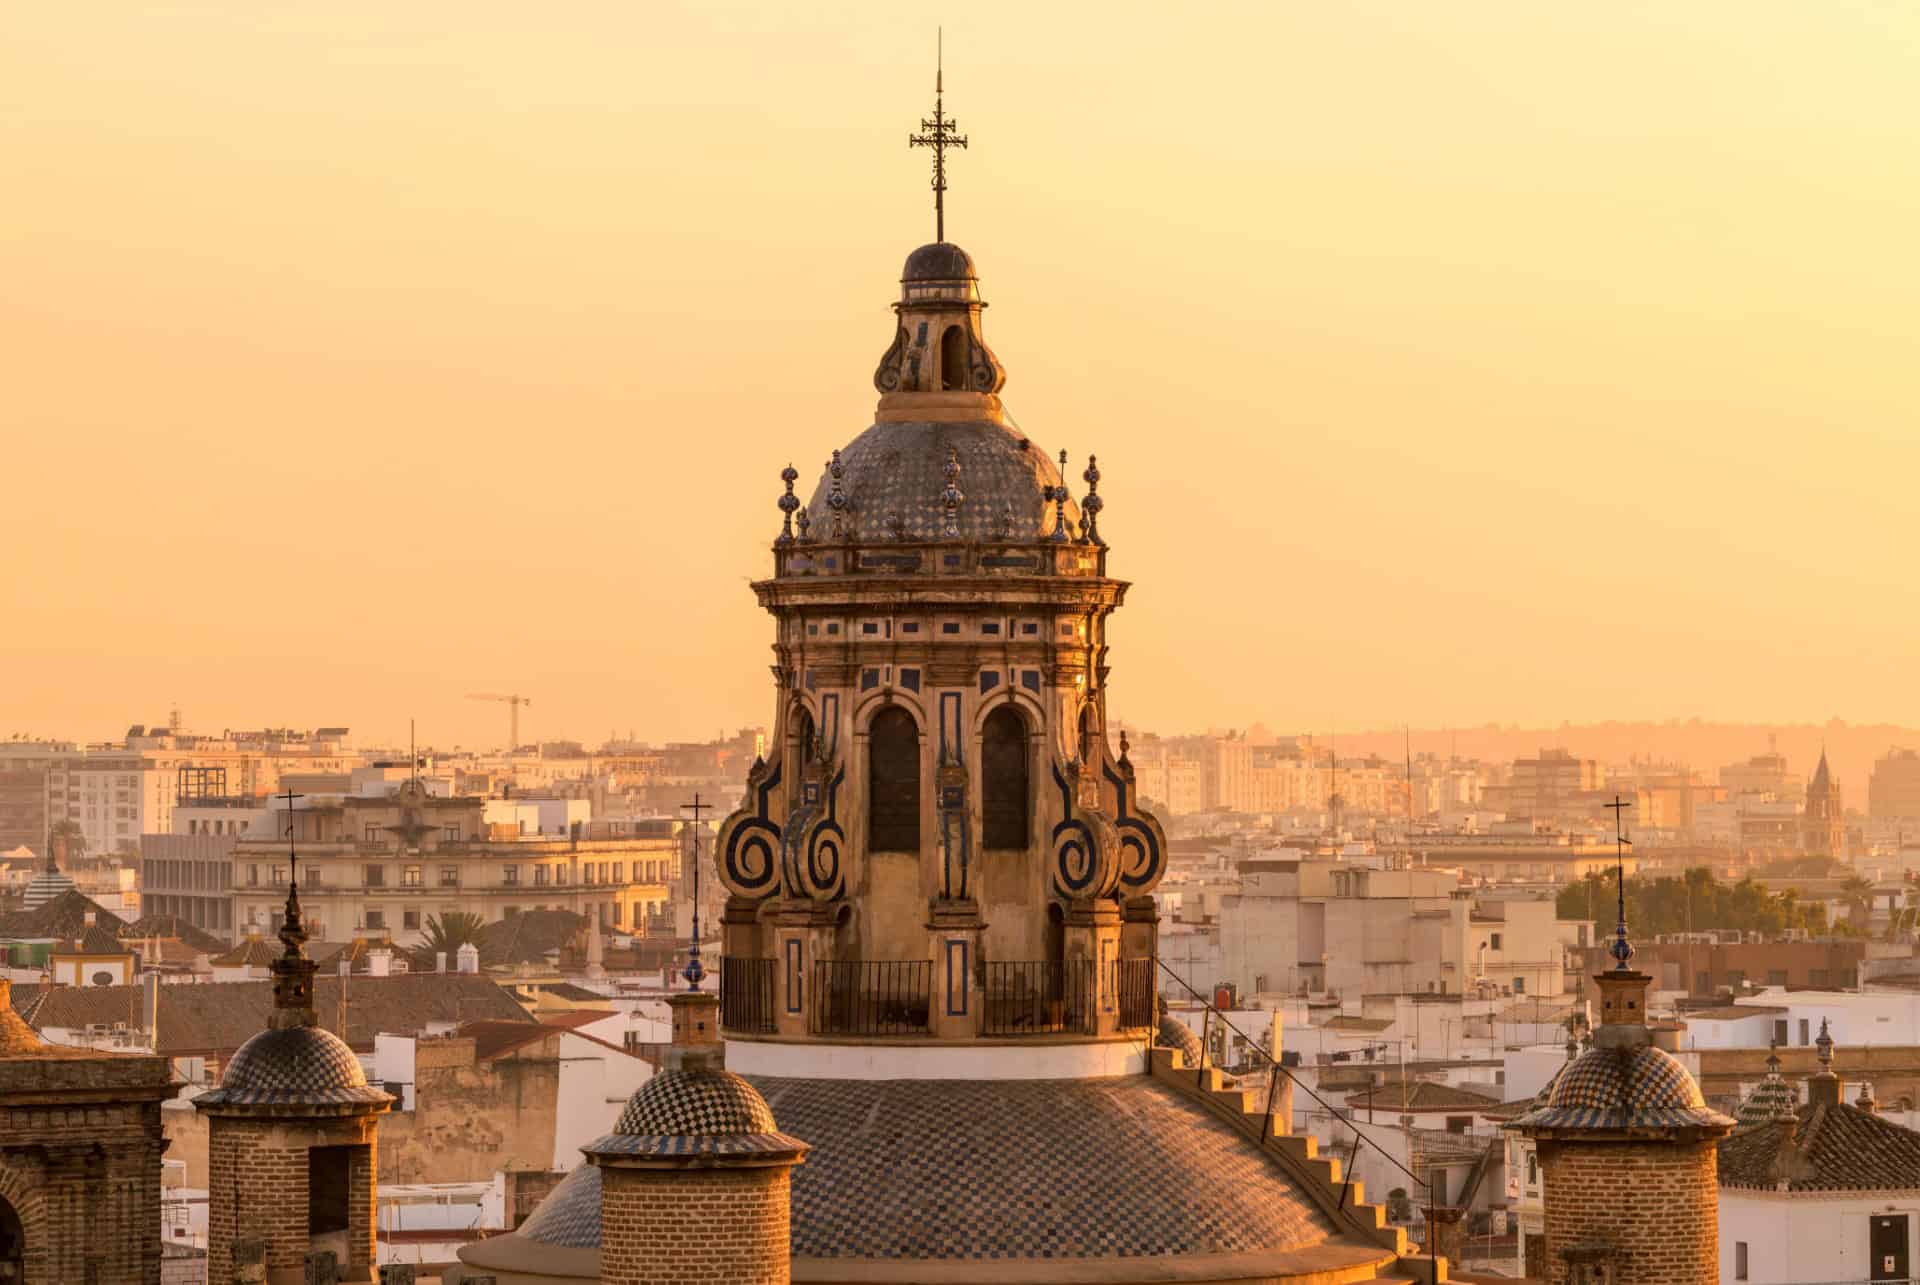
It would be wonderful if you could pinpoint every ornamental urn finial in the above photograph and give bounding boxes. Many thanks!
[1081,453,1105,547]
[776,463,800,546]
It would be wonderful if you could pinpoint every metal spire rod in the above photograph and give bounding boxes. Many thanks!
[679,793,713,991]
[1603,794,1634,970]
[909,28,968,243]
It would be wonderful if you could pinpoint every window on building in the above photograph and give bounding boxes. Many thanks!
[535,866,549,887]
[503,864,520,885]
[364,864,385,887]
[402,865,422,888]
[1799,1018,1811,1045]
[1695,970,1711,993]
[1809,968,1830,986]
[612,902,623,924]
[440,866,458,888]
[1726,970,1745,988]
[554,865,566,885]
[247,864,259,887]
[1511,976,1527,994]
[365,824,383,844]
[1767,969,1788,986]
[1490,932,1502,950]
[939,324,968,391]
[365,910,385,930]
[440,825,460,843]
[981,705,1030,849]
[403,909,420,931]
[1524,1153,1538,1187]
[1775,1020,1789,1046]
[867,706,921,852]
[1734,1241,1748,1280]
[614,862,625,882]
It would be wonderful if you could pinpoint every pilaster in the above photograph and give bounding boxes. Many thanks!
[927,897,985,1039]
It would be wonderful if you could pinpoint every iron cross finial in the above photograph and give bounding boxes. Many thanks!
[1603,793,1635,970]
[909,29,968,243]
[679,792,714,991]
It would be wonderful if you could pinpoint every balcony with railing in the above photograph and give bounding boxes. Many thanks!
[717,954,1156,1042]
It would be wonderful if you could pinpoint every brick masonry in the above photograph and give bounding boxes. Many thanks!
[0,1053,173,1284]
[206,1114,379,1283]
[598,1165,791,1285]
[1538,1137,1719,1284]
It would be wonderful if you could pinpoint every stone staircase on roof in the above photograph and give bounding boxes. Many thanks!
[1149,1043,1450,1284]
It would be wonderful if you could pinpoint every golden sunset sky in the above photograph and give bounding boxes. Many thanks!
[7,3,1918,749]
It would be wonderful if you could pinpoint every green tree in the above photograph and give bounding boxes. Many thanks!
[1556,867,1830,940]
[411,911,486,969]
[47,819,85,861]
[1840,875,1874,932]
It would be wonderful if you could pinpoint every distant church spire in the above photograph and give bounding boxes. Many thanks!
[909,30,968,243]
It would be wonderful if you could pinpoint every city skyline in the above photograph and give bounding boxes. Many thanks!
[11,3,1920,747]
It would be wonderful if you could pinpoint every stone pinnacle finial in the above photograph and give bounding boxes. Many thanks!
[1049,449,1072,542]
[827,450,849,539]
[1080,454,1105,547]
[1816,1018,1834,1069]
[940,446,965,539]
[776,464,800,546]
[795,502,811,543]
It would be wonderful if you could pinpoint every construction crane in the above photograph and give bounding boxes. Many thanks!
[467,693,531,751]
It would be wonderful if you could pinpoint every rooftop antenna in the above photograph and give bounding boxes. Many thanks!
[909,28,968,243]
[1603,794,1635,970]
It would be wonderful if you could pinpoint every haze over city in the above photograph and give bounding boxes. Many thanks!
[10,2,1920,747]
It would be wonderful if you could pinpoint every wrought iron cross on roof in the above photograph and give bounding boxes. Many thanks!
[909,30,967,243]
[680,792,712,991]
[1604,794,1634,970]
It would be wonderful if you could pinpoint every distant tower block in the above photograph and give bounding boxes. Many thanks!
[585,991,807,1285]
[196,814,393,1282]
[1804,747,1846,857]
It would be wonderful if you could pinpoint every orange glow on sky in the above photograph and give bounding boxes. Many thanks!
[7,3,1919,748]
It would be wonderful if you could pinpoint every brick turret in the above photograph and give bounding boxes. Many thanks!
[1510,926,1734,1283]
[586,990,808,1284]
[195,865,392,1282]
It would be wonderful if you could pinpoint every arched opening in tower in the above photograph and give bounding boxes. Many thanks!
[868,707,921,853]
[981,705,1030,849]
[939,325,968,391]
[792,705,817,765]
[0,1194,23,1277]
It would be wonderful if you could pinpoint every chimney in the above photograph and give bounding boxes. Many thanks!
[456,942,480,974]
[368,947,391,978]
[435,951,447,975]
[144,971,161,1050]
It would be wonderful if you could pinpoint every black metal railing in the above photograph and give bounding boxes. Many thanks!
[1114,957,1155,1031]
[982,960,1095,1035]
[1153,958,1438,1280]
[719,956,775,1035]
[810,960,930,1037]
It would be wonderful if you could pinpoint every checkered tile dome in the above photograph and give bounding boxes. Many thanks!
[199,1023,391,1107]
[1158,1013,1204,1067]
[1736,1072,1801,1128]
[613,1068,778,1137]
[1513,1042,1732,1132]
[803,420,1078,544]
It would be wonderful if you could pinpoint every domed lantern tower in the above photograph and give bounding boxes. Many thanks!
[715,231,1166,1045]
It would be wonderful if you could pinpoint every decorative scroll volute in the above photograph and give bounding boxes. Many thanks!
[716,754,783,901]
[782,755,846,903]
[1102,749,1168,898]
[1049,757,1121,902]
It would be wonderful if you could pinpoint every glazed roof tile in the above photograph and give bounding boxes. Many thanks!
[1720,1102,1920,1191]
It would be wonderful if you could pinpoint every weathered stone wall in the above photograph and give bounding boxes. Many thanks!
[0,1054,172,1284]
[1539,1137,1718,1285]
[378,1039,562,1184]
[598,1164,789,1285]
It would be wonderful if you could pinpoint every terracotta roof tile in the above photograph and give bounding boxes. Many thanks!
[1719,1101,1920,1192]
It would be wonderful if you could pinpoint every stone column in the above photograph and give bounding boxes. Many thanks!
[1061,898,1122,1036]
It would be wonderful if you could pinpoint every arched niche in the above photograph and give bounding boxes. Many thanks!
[867,706,921,853]
[981,704,1031,850]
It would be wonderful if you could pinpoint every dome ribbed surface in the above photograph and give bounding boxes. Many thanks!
[613,1068,777,1137]
[1158,1013,1204,1067]
[1736,1072,1802,1128]
[803,420,1078,544]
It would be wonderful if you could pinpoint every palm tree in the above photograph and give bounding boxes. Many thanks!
[1841,875,1875,932]
[47,819,85,861]
[411,911,485,969]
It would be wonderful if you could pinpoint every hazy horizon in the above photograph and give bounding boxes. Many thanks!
[10,3,1919,747]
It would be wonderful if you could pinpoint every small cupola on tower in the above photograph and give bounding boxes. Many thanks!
[195,794,393,1283]
[1509,796,1733,1285]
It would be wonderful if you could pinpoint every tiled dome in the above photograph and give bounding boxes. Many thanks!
[197,1024,391,1108]
[803,420,1078,544]
[1158,1013,1205,1068]
[1735,1064,1802,1128]
[614,1068,777,1137]
[902,241,976,282]
[1514,1043,1732,1131]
